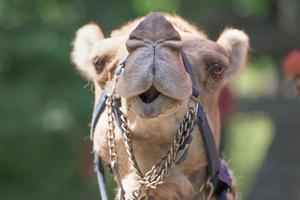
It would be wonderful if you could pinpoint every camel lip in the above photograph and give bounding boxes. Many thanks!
[139,85,161,104]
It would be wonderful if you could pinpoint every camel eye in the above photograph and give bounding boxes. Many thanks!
[92,55,111,74]
[208,62,225,79]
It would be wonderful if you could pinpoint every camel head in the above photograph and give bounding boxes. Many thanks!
[71,12,249,199]
[71,12,248,138]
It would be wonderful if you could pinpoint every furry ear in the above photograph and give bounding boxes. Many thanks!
[71,23,104,80]
[217,29,249,81]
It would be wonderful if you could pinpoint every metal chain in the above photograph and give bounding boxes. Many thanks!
[199,179,214,200]
[118,102,198,199]
[105,93,125,199]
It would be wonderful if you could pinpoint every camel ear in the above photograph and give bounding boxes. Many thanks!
[217,29,249,81]
[71,23,104,80]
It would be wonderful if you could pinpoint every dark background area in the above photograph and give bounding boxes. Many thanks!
[0,0,299,199]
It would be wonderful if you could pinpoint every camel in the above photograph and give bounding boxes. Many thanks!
[71,12,249,200]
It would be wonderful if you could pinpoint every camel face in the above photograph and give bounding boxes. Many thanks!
[72,13,248,121]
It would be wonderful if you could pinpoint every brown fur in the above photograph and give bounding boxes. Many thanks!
[71,12,249,199]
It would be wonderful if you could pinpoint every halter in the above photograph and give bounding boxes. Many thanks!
[89,51,233,200]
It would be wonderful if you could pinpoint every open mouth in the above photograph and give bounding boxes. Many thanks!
[139,85,160,104]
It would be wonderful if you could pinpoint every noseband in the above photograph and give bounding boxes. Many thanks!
[89,51,233,200]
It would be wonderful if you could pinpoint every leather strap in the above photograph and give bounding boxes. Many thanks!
[181,51,232,199]
[89,63,125,200]
[111,98,123,130]
[196,104,220,178]
[181,51,220,178]
[90,89,110,200]
[181,51,199,98]
[94,154,108,200]
[90,84,111,141]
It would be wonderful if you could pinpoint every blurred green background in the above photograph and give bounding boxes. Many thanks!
[0,0,299,199]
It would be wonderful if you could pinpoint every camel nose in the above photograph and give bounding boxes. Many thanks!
[128,12,181,43]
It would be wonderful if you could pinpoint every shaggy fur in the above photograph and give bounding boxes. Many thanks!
[71,12,249,200]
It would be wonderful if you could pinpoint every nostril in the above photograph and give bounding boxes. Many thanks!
[159,40,182,52]
[126,39,148,53]
[126,39,182,54]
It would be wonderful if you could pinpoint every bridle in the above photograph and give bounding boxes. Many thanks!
[89,51,233,200]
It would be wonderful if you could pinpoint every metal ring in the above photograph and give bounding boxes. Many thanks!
[206,179,214,200]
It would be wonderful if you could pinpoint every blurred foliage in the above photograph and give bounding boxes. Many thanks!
[130,0,180,15]
[0,0,295,199]
[225,112,275,198]
[231,0,272,18]
[231,56,279,99]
